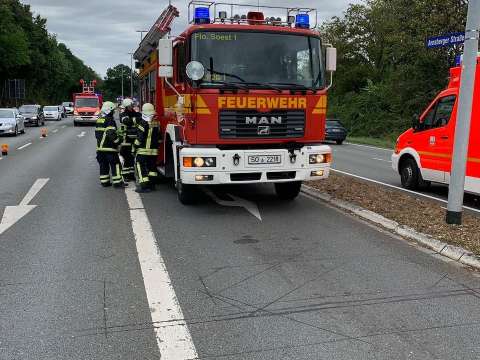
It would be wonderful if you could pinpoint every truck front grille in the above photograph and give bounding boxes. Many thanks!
[219,110,305,139]
[79,112,94,116]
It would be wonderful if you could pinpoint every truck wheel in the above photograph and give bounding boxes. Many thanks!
[400,158,420,190]
[336,140,344,145]
[177,181,196,205]
[275,181,302,200]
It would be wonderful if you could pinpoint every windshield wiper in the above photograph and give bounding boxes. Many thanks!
[268,82,312,91]
[201,80,249,90]
[232,82,283,93]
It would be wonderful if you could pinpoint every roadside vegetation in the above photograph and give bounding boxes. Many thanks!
[322,0,467,141]
[0,0,100,106]
[308,173,480,255]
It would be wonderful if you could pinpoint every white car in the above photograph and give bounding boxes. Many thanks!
[62,102,74,115]
[0,108,25,136]
[43,106,62,121]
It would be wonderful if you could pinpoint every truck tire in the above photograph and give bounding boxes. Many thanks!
[336,139,344,145]
[275,181,302,200]
[400,158,420,190]
[177,181,196,205]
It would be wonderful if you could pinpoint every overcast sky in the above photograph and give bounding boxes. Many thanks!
[23,0,361,77]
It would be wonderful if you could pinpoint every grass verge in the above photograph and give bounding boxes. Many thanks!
[307,173,480,255]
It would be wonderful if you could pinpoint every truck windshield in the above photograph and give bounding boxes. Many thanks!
[191,31,324,89]
[75,98,98,108]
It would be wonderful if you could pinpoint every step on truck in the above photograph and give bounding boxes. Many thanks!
[133,2,337,204]
[393,56,480,194]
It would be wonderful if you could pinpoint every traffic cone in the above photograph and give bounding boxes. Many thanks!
[1,144,8,156]
[41,128,48,137]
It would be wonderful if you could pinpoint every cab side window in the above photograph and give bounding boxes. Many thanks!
[420,95,456,131]
[433,95,456,128]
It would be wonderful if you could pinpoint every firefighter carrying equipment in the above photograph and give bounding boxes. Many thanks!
[96,115,124,187]
[134,111,161,189]
[119,108,141,180]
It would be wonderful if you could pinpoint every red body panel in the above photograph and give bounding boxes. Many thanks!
[395,58,480,181]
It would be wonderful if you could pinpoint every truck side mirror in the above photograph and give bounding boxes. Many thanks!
[326,47,337,72]
[412,114,421,131]
[158,39,173,78]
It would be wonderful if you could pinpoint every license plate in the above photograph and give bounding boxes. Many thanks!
[248,155,281,165]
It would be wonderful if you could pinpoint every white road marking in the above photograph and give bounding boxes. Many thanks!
[17,142,32,150]
[52,129,59,133]
[61,125,66,128]
[0,178,49,235]
[372,157,392,163]
[124,187,198,360]
[331,169,480,214]
[77,131,86,138]
[204,189,262,221]
[345,142,393,151]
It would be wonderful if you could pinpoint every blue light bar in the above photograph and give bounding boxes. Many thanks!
[295,14,310,29]
[194,7,210,24]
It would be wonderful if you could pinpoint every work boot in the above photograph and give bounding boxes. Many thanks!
[101,182,112,187]
[114,182,129,188]
[135,187,151,193]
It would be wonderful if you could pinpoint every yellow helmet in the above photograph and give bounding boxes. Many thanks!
[101,101,116,115]
[142,103,156,116]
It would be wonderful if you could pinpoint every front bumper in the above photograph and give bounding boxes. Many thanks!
[179,145,331,185]
[0,125,15,134]
[74,116,98,124]
[391,153,400,172]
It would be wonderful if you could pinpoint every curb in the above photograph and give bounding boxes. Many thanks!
[301,185,480,271]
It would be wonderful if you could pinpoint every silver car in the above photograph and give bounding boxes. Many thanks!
[0,108,25,136]
[43,106,62,121]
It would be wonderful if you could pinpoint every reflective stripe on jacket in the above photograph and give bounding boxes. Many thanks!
[95,117,120,152]
[134,119,160,156]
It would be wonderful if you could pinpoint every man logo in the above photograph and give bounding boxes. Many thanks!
[246,116,282,125]
[257,126,271,135]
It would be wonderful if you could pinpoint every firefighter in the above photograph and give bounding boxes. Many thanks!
[119,98,141,181]
[95,101,127,188]
[133,103,160,193]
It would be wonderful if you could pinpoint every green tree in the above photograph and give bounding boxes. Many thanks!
[102,64,138,101]
[321,0,467,139]
[0,0,100,106]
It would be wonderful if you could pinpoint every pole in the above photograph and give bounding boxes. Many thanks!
[121,68,124,98]
[446,0,480,224]
[129,53,134,98]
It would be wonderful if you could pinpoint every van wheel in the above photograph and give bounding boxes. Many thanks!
[177,181,196,205]
[400,158,421,190]
[275,181,302,200]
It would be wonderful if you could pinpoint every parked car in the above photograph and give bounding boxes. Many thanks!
[325,119,348,145]
[0,108,25,136]
[62,101,74,115]
[19,104,45,126]
[43,106,62,121]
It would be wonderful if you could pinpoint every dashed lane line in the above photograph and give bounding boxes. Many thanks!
[344,142,393,151]
[77,131,86,138]
[124,187,198,360]
[52,129,59,133]
[17,143,32,150]
[372,157,392,163]
[331,168,480,214]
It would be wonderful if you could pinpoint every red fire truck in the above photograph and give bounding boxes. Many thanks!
[73,80,103,126]
[393,56,480,193]
[134,2,337,204]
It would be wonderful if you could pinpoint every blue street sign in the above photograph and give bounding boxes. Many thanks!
[426,32,465,48]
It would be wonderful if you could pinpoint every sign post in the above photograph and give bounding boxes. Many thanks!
[446,0,480,225]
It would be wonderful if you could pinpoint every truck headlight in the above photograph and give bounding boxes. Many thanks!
[309,153,332,164]
[183,157,216,168]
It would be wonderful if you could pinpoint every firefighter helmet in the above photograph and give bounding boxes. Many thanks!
[101,101,116,115]
[122,98,133,108]
[142,103,156,116]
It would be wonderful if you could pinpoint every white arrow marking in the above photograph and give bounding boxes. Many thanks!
[204,189,262,221]
[77,131,86,138]
[17,142,31,150]
[0,178,49,235]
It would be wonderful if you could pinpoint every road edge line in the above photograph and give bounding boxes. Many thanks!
[124,187,198,360]
[301,185,480,271]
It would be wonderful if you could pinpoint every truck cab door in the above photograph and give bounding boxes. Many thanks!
[434,95,457,184]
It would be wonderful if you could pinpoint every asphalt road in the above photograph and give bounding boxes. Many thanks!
[1,122,480,359]
[330,142,480,213]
